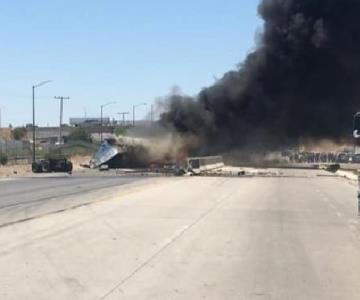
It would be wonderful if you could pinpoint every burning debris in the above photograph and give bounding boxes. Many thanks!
[160,0,360,155]
[89,138,228,175]
[186,156,224,175]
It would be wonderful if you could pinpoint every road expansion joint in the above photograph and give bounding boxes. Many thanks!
[100,189,235,299]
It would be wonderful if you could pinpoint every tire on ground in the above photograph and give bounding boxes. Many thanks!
[42,161,50,173]
[32,162,42,173]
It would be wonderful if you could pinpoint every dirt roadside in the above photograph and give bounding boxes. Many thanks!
[0,164,31,178]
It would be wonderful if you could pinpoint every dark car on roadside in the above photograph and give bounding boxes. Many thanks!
[351,154,360,164]
[32,158,73,173]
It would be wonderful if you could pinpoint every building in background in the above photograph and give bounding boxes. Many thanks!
[70,118,110,127]
[25,127,72,145]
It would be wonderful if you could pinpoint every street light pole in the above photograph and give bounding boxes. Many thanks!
[32,85,35,163]
[100,101,116,143]
[133,103,147,127]
[100,105,103,142]
[32,80,52,163]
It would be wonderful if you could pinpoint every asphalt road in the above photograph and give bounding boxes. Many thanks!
[0,171,149,226]
[1,169,360,299]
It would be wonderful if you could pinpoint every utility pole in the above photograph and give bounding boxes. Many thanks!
[118,112,129,126]
[133,103,147,127]
[100,102,116,143]
[132,105,135,127]
[151,104,154,125]
[54,96,70,144]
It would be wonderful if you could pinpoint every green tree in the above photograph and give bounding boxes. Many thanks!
[12,127,27,140]
[67,127,92,143]
[115,127,127,137]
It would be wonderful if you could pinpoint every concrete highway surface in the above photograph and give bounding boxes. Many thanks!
[0,172,150,226]
[1,169,360,299]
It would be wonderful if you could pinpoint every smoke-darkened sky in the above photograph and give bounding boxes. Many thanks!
[161,0,360,152]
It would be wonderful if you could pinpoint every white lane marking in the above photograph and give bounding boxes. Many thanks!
[349,219,359,225]
[336,212,343,218]
[0,178,15,182]
[349,224,357,232]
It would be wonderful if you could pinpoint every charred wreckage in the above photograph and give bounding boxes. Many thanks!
[88,138,224,176]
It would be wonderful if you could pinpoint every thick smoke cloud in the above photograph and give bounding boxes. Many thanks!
[161,0,360,153]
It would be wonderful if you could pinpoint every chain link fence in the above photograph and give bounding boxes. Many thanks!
[0,139,32,165]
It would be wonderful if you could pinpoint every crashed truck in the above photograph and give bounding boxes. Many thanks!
[90,138,224,175]
[90,138,151,170]
[32,157,73,173]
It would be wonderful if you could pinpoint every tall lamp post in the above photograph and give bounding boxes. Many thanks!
[100,101,116,142]
[133,103,147,127]
[32,80,52,163]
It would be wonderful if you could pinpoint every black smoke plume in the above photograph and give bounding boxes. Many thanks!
[161,0,360,154]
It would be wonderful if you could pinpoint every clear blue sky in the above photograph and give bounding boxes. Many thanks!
[0,0,262,127]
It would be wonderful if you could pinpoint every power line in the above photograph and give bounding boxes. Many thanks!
[118,112,129,126]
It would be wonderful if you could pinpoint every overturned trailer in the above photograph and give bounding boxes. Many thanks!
[90,140,121,168]
[90,138,151,169]
[90,138,225,176]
